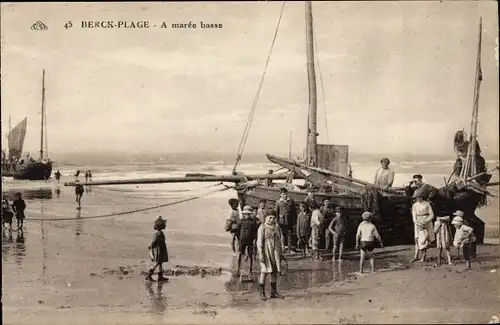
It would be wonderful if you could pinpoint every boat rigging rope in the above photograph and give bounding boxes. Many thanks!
[90,183,223,200]
[312,26,330,144]
[23,185,232,222]
[232,1,286,174]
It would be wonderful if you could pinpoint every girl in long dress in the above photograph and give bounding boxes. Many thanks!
[434,215,453,266]
[146,216,169,282]
[410,191,435,262]
[257,213,285,301]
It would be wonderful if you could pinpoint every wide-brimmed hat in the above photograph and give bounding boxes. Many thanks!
[451,216,464,225]
[362,211,372,220]
[228,198,239,206]
[453,210,465,217]
[242,205,254,214]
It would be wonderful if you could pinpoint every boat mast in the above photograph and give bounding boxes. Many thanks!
[462,18,482,178]
[305,0,318,166]
[40,69,46,160]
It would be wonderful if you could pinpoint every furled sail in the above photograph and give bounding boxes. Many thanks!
[7,117,27,159]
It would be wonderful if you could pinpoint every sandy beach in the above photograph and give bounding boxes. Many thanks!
[2,171,499,325]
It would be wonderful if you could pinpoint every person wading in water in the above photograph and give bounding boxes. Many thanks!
[54,170,61,184]
[75,180,84,209]
[146,216,169,282]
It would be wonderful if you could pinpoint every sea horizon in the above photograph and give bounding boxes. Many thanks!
[36,150,500,167]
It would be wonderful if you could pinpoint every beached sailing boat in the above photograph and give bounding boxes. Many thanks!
[67,4,495,247]
[1,70,53,180]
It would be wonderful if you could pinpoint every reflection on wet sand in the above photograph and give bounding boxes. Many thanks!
[15,229,26,266]
[224,256,387,295]
[2,229,14,259]
[75,210,84,237]
[145,281,167,315]
[4,188,53,201]
[41,221,48,284]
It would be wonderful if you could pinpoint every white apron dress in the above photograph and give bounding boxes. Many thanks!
[257,223,283,274]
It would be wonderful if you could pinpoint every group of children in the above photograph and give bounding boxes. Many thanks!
[225,192,477,275]
[1,192,27,231]
[224,196,386,274]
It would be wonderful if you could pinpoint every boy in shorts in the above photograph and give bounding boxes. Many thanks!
[235,205,258,276]
[355,211,383,274]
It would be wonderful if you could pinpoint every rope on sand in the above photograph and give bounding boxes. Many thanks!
[24,185,232,222]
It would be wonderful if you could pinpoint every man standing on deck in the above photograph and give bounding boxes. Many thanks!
[275,188,297,253]
[374,158,395,189]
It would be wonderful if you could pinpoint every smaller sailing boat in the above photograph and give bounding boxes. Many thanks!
[1,70,53,180]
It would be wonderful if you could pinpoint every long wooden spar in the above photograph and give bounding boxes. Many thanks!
[64,173,304,186]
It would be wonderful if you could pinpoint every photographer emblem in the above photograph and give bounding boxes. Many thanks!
[31,21,48,31]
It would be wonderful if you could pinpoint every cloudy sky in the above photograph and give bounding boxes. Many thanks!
[1,1,498,159]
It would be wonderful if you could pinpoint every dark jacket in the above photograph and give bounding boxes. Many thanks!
[236,218,258,245]
[275,197,297,227]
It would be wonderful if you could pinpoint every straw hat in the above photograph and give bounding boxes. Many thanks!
[451,216,464,225]
[362,211,372,220]
[453,210,465,217]
[242,205,254,214]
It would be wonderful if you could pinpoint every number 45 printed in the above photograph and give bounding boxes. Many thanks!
[64,21,72,29]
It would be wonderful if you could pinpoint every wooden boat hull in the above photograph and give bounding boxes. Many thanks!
[3,161,53,180]
[237,183,486,249]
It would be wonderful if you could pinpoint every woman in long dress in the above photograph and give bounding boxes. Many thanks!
[257,213,285,301]
[410,191,435,262]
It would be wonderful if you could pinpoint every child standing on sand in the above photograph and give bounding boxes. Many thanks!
[296,202,311,258]
[310,202,323,260]
[434,215,453,266]
[146,216,169,282]
[224,198,241,254]
[451,211,476,270]
[355,211,383,274]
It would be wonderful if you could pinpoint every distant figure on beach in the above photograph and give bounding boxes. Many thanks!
[146,216,169,282]
[2,194,14,231]
[296,202,311,258]
[88,170,92,182]
[410,190,435,262]
[452,211,476,270]
[85,170,89,182]
[224,198,241,254]
[54,170,61,184]
[266,169,274,187]
[434,214,453,266]
[373,157,394,189]
[12,192,26,230]
[328,206,348,261]
[275,187,297,253]
[355,211,383,274]
[309,202,323,260]
[75,180,84,209]
[74,169,81,181]
[257,212,285,301]
[235,206,258,276]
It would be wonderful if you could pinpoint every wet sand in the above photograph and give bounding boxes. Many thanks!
[2,178,499,324]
